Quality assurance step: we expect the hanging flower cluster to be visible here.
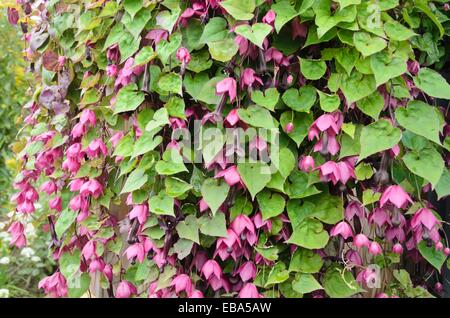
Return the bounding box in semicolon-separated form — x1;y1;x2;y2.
5;0;450;298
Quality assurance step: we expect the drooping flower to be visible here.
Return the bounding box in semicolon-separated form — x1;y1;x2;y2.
238;283;262;298
49;196;62;212
216;77;237;102
103;264;113;282
298;155;315;172
171;274;193;295
215;229;242;260
82;240;97;260
345;201;365;221
330;221;353;239
109;131;124;148
252;212;272;232
379;185;413;209
189;290;204;298
407;60;420;75
71;122;87;138
345;250;362;266
291;18;308;39
66;143;83;159
40;180;57;195
215;165;242;187
80;109;96;127
106;44;120;62
353;234;370;248
241;68;262;89
369;208;391;227
308;112;343;155
79;179;103;199
88;258;105;273
356;268;379;287
176;47;191;65
114;58;144;89
129;204;149;225
7;8;19;25
8;221;27;248
124;237;153;263
201;259;222;280
444;247;450;256
265;47;289;66
317;160;355;185
411;208;440;231
116;280;137;298
145;29;168;45
38;272;68;297
262;10;276;25
225;109;240;126
235;261;257;282
368;241;383;255
85;138;108;158
231;215;257;246
386;226;406;243
106;64;118;77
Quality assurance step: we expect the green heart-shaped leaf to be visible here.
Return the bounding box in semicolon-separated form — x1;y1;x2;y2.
114;83;145;114
220;0;255;20
300;58;327;80
201;178;230;215
418;240;446;271
318;91;340;112
287;218;329;249
289;248;324;273
155;149;188;175
370;52;407;87
413;67;450;100
403;147;444;186
238;162;272;199
292;273;323;294
234;23;272;49
356;91;384;120
149;190;175;216
237;105;278;129
176;215;199;244
257;190;286;220
359;119;402;161
251;88;280;111
395;101;444;145
354;32;387;57
282;86;317;112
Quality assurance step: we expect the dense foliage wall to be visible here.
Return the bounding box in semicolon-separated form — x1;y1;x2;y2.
5;0;450;298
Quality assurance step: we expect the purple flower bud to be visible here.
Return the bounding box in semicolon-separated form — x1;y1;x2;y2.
407;60;420;75
444;247;450;256
392;243;403;254
369;241;382;255
285;122;294;133
298;155;315;172
286;74;294;85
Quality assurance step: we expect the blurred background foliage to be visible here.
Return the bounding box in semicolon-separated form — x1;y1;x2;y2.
0;6;28;212
0;8;54;298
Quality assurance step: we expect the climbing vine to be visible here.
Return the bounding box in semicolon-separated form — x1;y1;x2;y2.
5;0;450;298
